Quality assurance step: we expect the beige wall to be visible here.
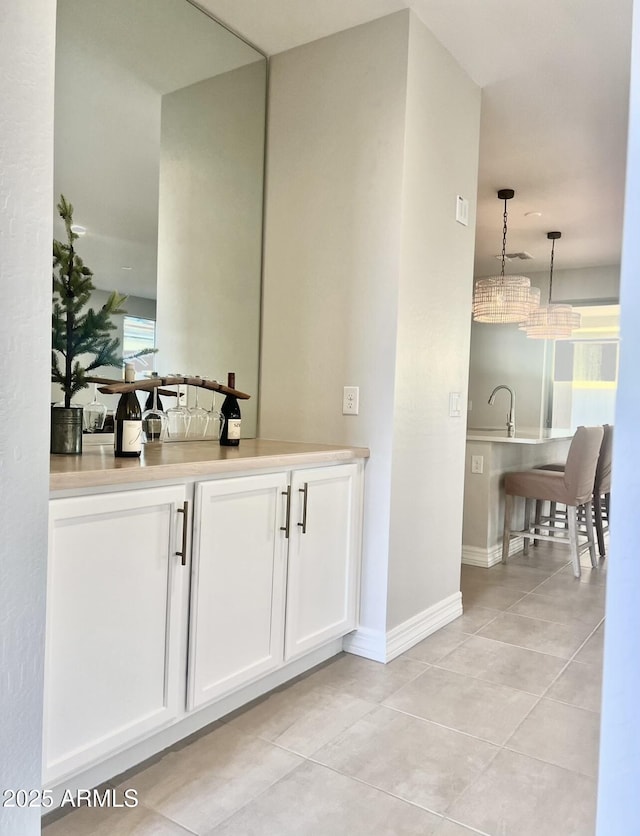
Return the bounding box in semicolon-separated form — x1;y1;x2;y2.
260;11;481;646
548;264;619;302
156;62;266;436
467;323;548;430
260;13;410;638
386;14;480;629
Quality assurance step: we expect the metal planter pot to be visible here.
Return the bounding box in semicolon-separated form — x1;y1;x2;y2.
50;406;83;455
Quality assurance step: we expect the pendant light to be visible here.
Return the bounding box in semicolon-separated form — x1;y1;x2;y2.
521;231;580;339
472;189;540;324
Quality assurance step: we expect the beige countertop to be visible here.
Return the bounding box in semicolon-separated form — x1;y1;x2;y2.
466;427;575;444
50;438;370;492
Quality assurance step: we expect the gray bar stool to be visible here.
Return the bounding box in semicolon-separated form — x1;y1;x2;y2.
502;426;604;578
593;424;613;556
537;424;612;557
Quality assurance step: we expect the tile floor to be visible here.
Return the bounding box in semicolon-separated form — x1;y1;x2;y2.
43;543;605;836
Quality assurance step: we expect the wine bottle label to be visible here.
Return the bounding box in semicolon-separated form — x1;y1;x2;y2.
227;419;241;440
118;420;142;452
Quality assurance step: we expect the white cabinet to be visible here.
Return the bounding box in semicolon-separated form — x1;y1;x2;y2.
187;472;288;709
186;463;362;709
44;484;188;784
285;463;361;660
45;458;363;785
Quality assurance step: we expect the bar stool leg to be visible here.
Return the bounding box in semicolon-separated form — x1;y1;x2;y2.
523;497;533;556
594;494;606;557
602;492;611;561
567;505;582;579
534;500;542;547
502;493;513;564
549;501;557;536
584;500;598;568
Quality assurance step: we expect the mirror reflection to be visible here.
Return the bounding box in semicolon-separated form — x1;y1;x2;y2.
53;0;266;436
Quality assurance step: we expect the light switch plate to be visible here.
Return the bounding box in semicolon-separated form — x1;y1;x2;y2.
449;392;462;417
456;195;469;226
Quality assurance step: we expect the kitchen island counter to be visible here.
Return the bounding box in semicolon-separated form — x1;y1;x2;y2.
466;427;574;444
463;430;573;567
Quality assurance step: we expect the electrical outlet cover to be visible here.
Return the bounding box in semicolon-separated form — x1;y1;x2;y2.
342;386;359;415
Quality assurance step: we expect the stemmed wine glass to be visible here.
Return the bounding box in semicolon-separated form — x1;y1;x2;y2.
142;383;168;443
187;379;209;439
83;383;107;433
206;388;224;440
166;375;191;440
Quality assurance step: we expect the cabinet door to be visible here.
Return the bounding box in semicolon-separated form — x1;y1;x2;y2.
187;471;288;710
285;463;362;661
45;484;188;785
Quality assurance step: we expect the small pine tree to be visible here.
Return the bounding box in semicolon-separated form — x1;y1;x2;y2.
51;195;146;407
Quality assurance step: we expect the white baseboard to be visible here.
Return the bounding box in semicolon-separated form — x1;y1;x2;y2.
342;627;387;663
385;592;463;661
462;536;524;568
344;592;463;664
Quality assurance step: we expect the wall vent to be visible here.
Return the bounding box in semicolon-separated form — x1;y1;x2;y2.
495;251;535;261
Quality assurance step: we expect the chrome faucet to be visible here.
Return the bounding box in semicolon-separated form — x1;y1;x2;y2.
488;385;516;437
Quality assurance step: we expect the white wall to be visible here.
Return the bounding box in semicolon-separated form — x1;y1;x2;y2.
260;11;480;646
596;0;640;827
156;63;266;437
386;14;480;629
0;2;54;834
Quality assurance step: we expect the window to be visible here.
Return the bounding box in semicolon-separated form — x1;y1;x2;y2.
122;316;156;373
551;305;619;428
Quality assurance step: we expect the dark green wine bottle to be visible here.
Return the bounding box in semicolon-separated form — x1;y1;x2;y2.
114;364;142;457
219;372;241;447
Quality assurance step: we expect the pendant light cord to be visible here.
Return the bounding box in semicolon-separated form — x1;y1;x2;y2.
500;197;508;279
548;237;556;303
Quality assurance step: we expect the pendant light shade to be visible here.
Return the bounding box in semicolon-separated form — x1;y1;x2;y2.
473;277;540;323
521;305;581;339
521;232;581;340
472;189;540;324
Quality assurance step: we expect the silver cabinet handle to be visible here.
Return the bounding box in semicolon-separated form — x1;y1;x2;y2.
280;486;291;538
176;501;189;566
297;483;308;534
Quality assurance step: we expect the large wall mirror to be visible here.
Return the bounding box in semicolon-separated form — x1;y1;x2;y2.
54;0;267;436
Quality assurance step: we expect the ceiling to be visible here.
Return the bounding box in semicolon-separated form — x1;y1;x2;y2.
198;0;633;280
